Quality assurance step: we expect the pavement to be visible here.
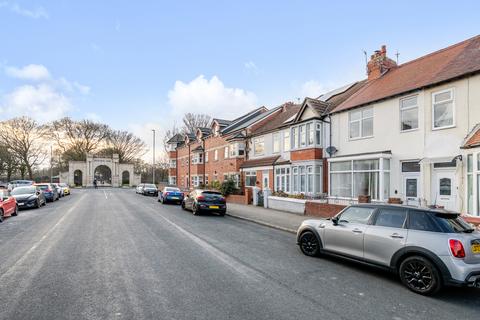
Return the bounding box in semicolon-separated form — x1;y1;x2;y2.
226;202;309;233
0;188;479;320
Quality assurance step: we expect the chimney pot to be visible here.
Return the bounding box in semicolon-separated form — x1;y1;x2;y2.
366;45;397;80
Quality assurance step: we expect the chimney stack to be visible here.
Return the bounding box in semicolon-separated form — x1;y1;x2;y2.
367;45;397;80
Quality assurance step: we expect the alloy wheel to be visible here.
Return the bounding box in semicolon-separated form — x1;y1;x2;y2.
400;256;440;295
299;231;320;257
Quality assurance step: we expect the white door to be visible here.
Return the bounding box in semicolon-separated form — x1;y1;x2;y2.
433;170;456;211
262;171;269;190
403;175;420;206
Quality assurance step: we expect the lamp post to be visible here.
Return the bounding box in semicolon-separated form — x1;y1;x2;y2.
152;129;156;185
50;145;53;183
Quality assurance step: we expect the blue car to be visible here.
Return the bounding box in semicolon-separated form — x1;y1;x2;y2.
35;183;59;202
158;187;184;204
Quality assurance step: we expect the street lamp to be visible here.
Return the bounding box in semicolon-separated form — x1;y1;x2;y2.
152;129;156;185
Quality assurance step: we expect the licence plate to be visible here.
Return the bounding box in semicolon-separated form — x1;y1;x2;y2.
472;244;480;254
209;205;219;209
18;202;24;205
171;197;179;199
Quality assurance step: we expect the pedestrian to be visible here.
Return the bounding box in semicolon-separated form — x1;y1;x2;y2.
93;179;98;189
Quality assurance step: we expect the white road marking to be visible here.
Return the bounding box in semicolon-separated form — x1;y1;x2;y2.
104;190;108;199
0;193;87;282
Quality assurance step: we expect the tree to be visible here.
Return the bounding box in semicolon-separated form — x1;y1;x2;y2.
0;145;19;181
0;117;47;179
49;117;110;161
106;130;147;163
182;113;211;133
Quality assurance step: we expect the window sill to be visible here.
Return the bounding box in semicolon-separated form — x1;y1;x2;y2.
400;128;419;133
348;135;374;142
432;124;456;131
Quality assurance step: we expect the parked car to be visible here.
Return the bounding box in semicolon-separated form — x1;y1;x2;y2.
0;189;18;222
58;183;71;196
158;186;184;204
136;184;145;194
181;189;226;216
296;204;480;295
11;186;46;209
35;183;59;202
52;183;64;197
10;180;34;190
141;184;158;196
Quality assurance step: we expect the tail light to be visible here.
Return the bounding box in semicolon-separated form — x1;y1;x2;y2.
197;195;205;201
449;239;466;258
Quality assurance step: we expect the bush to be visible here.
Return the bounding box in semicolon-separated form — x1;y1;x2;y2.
209;180;221;191
272;190;289;197
220;179;237;196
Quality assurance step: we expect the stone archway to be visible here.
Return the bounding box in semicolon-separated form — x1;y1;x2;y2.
94;165;112;186
74;170;83;186
122;170;130;186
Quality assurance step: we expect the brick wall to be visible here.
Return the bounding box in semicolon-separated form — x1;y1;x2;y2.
305;201;346;218
290;148;323;161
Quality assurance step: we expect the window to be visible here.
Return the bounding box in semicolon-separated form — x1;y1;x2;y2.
229;143;245;157
224;146;229;159
374;209;407;228
214;149;218;161
284;130;290;151
275;167;290;192
408;211;440;232
292;167;298;192
307;166;314;193
192;153;203;164
339;207;374;224
349;107;373;139
299;125;306;146
439;178;451;196
273;133;281;153
299;166;306;192
432;89;454;129
467;154;473;214
245;171;256;187
291;127;298;149
307;123;314;145
253;137;265;156
401;161;420;172
205;152;208;163
400;96;418;131
169;160;176;168
329;158;390;200
315;123;321;145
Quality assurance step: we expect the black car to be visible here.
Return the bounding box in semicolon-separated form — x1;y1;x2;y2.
181;189;226;216
142;184;158;196
11;186;46;209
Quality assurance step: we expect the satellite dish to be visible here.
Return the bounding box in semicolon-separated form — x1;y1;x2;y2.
326;146;338;156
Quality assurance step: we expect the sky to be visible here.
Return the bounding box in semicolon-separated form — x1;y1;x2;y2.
0;0;479;161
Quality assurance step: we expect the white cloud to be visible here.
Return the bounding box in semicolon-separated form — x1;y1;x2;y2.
0;1;49;19
167;75;257;120
1;64;90;122
5;64;50;81
0;84;71;123
300;80;329;98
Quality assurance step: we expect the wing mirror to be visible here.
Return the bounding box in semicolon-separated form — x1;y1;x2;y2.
331;216;339;226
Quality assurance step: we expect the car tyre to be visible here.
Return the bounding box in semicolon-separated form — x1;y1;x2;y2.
218;211;225;217
399;256;442;295
181;201;186;210
299;231;321;257
192;203;200;215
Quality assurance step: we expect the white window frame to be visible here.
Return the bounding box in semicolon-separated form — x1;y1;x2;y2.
273;133;281;153
432;88;455;130
284;130;290;151
205;151;208;163
245;171;257;187
214;149;218;161
400;95;419;132
349;107;373;140
253;137;265;156
224;146;229;159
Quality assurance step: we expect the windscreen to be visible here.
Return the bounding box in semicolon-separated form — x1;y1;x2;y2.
11;187;35;195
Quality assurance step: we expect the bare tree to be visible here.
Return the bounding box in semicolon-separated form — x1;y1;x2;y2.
163;124;180;153
0;117;48;179
106;130;147;163
0;145;19;181
49;117;110;160
182;113;211;133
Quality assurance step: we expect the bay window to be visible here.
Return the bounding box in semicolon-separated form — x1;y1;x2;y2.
329;157;390;201
253;137;265;156
349;107;373;139
290;121;323;150
300;125;306;147
432;88;454;129
275;167;290;192
290;164;322;195
291;127;298;149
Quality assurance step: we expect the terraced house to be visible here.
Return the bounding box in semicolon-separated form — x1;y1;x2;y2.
328;36;480;215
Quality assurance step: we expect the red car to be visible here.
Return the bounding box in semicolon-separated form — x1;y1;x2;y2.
0;189;18;222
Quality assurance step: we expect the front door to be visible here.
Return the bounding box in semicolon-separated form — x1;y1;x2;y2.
262;171;269;190
403;175;420;206
433;170;456;211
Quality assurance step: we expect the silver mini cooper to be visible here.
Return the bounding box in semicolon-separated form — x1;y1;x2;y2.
297;204;480;295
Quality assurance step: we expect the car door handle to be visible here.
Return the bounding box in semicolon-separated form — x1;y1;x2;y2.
390;233;404;239
352;228;363;234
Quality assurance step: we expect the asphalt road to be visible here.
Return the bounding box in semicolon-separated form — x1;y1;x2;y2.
0;188;479;320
